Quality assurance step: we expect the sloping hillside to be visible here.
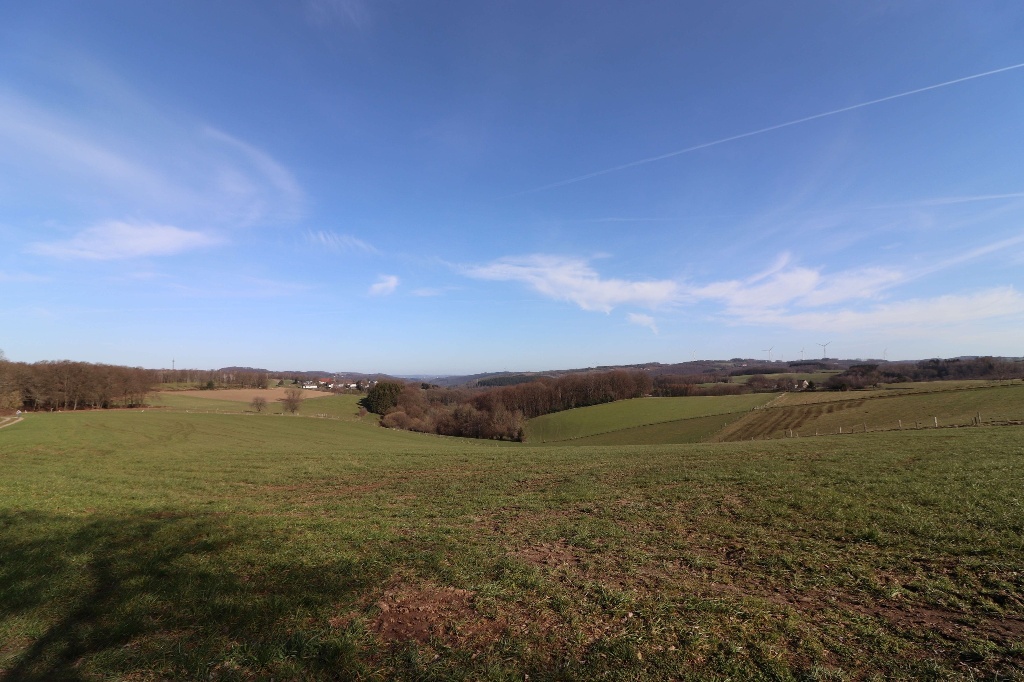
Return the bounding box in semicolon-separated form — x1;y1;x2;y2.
525;394;773;443
710;381;1024;441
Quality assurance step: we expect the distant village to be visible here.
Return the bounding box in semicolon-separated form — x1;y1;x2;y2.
299;378;378;392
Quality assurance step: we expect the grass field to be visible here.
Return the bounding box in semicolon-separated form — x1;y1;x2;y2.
524;394;773;443
713;381;1024;441
2;408;1023;680
547;412;740;446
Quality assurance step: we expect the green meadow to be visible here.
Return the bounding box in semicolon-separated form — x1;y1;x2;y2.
2;402;1023;680
523;380;1024;446
713;381;1024;441
730;371;840;385
524;394;773;443
554;412;742;446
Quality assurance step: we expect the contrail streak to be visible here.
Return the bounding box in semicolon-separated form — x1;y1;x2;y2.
522;62;1024;195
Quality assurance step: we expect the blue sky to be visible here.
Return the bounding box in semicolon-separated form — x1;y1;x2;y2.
2;1;1023;374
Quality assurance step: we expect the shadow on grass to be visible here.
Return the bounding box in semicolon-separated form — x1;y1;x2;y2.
0;510;377;680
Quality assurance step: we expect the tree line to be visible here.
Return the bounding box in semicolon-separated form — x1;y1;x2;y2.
0;358;154;412
825;357;1024;391
650;373;748;396
365;370;655;441
160;369;270;389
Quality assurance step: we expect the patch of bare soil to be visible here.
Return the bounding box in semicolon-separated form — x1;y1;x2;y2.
370;583;506;647
847;601;1024;646
517;539;585;570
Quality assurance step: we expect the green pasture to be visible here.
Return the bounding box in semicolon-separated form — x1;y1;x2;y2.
524;394;773;443
714;381;1024;441
547;412;738;446
151;392;258;413
2;409;1023;680
873;379;1021;392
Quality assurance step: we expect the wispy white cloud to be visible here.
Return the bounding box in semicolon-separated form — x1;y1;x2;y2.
916;232;1024;276
463;246;1023;341
112;271;168;282
411;286;457;297
522;62;1024;194
305;0;370;29
27;221;221;260
369;274;399;296
465;255;678;313
164;275;313;299
0;89;191;208
688;260;905;313
203;127;304;222
627;313;658;334
304;230;378;254
0;82;304;233
740;287;1024;332
0;271;50;283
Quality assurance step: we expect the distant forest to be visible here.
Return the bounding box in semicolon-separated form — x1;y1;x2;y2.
823;357;1024;391
0;359;154;412
0;360;272;412
3;353;1021;421
366;370;654;441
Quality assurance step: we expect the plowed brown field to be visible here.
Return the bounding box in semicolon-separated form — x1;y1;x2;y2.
160;387;329;402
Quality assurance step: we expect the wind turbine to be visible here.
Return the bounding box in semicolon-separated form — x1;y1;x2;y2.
763;346;774;362
883;348;888;361
818;341;831;359
800;347;805;361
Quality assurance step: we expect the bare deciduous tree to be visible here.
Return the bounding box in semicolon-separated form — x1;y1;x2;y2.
250;396;268;413
281;388;304;415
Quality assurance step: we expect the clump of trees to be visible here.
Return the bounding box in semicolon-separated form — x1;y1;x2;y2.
365;370;654;441
746;374;809;392
907;357;1023;381
161;368;269;389
365;381;403;414
476;374;543;387
0;356;154;412
280;388;304;415
729;366;780;377
824;364;887;391
651;371;814;396
824;357;1024;391
651;373;746;396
